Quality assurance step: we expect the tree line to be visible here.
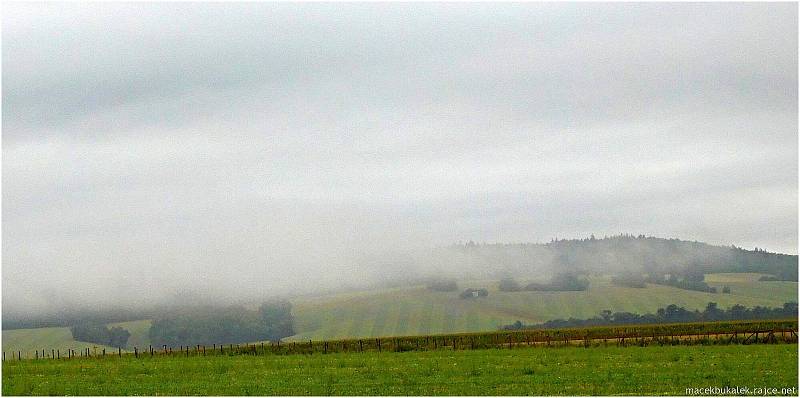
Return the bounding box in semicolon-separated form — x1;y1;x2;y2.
499;273;590;292
148;300;294;347
70;324;131;348
501;301;798;330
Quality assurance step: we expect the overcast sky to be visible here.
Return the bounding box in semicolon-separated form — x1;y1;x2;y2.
3;2;797;313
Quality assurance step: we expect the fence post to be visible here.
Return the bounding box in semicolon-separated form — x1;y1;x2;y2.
102;348;105;356
118;347;121;357
203;345;206;356
57;349;60;359
359;340;363;352
377;338;381;352
134;347;138;358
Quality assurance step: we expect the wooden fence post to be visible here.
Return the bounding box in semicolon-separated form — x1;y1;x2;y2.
57;349;60;359
359;340;363;352
134;347;138;358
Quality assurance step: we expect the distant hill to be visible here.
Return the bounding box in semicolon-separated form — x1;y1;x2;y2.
4;234;796;331
411;234;797;282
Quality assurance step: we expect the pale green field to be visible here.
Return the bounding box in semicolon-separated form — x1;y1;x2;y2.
4;274;797;353
2;327;117;359
289;276;798;340
704;272;768;283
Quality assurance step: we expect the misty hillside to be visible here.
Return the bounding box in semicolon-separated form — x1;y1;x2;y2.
402;235;797;283
4;234;796;331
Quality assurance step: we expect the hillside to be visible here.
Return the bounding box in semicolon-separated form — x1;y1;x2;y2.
3;273;796;355
289;274;797;340
413;235;798;283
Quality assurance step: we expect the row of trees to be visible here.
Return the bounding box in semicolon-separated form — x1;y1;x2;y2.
499;273;590;292
70;324;131;348
147;301;294;347
502;302;798;330
645;270;717;293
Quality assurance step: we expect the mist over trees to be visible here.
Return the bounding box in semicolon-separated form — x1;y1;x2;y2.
148;301;294;347
3;234;796;330
432;234;797;282
525;273;590;292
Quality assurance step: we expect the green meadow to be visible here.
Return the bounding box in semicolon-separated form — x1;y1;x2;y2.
290;275;797;340
3;344;796;395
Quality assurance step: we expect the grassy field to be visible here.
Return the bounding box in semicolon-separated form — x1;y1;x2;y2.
1;327;118;360
290;276;798;340
3;344;796;395
3;275;796;353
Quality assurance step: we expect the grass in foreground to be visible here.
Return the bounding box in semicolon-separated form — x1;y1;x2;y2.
3;344;797;395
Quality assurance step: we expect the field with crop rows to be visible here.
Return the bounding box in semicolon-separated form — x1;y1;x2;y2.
290;275;797;340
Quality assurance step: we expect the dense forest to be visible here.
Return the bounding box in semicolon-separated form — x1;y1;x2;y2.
502;302;798;330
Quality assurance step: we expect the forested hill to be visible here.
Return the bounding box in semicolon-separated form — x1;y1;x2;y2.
439;235;797;281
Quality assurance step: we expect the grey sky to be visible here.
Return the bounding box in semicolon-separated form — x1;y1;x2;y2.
3;2;797;313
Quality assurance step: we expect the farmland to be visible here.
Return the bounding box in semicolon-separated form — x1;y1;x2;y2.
3;344;796;395
3;275;797;355
290;275;798;340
